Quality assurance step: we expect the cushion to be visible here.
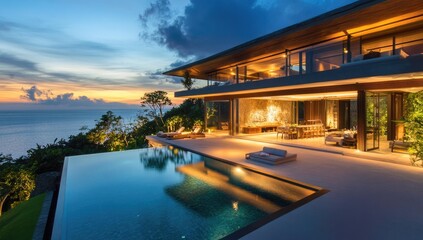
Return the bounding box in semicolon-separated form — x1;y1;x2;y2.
363;51;381;60
193;127;201;134
343;133;353;139
263;147;287;157
397;49;409;59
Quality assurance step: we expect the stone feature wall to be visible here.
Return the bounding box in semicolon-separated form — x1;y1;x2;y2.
239;99;293;127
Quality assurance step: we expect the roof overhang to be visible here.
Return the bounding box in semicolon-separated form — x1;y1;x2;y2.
164;0;423;79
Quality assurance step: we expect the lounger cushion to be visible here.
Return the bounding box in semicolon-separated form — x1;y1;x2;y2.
246;152;297;165
176;127;185;133
263;147;287;157
192;127;201;134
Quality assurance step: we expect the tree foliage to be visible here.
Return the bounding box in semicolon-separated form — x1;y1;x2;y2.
165;115;184;132
0;168;35;216
163;98;204;130
86;111;137;151
181;70;195;90
405;91;423;167
140;91;172;129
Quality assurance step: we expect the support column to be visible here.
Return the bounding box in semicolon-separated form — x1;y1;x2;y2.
229;99;234;136
235;98;239;134
347;35;352;62
387;93;394;140
204;99;208;132
357;90;366;151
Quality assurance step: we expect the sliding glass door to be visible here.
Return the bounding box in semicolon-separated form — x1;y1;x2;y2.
365;92;388;151
365;92;380;151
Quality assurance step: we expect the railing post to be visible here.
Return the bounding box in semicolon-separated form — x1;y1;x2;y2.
347;35;352;63
236;66;239;84
285;49;290;76
244;66;247;82
392;36;396;55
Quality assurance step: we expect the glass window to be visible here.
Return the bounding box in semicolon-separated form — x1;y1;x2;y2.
362;37;393;56
243;54;287;81
312;42;343;72
396;30;423;56
288;52;300;76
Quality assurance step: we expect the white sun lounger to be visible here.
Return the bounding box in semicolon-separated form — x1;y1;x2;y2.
246;147;297;165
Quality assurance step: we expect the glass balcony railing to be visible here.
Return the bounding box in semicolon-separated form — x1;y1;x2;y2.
202;29;423;89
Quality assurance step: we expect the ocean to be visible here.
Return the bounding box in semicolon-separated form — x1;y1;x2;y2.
0;109;140;158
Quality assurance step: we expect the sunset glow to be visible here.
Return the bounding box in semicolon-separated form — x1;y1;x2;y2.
0;0;355;109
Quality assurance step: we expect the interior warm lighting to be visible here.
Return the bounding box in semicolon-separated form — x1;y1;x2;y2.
285;92;357;100
281;53;287;58
250;110;266;123
347;11;423;37
267;105;281;122
343;48;349;54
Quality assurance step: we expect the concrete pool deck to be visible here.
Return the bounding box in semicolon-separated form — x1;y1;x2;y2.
147;135;423;240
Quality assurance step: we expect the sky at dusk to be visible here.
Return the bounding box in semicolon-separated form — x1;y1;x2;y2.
0;0;356;109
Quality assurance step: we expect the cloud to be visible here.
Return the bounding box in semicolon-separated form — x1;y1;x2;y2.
0;19;128;88
140;0;357;59
39;93;106;106
169;59;191;68
0;19;117;59
139;0;172;28
0;53;38;71
0;17;185;95
0;52;89;84
19;85;135;109
20;85;49;101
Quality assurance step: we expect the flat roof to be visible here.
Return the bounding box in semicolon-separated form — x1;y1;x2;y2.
164;0;423;79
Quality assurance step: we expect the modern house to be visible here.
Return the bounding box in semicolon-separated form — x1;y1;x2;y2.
164;0;423;152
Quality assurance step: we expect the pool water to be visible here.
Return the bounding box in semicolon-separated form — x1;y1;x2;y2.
53;147;319;239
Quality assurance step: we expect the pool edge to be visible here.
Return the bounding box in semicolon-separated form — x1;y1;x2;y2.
51;157;70;240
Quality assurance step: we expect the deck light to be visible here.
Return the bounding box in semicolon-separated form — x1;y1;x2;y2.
343;48;349;54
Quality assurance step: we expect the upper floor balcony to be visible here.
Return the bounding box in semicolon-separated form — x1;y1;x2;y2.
175;28;423;98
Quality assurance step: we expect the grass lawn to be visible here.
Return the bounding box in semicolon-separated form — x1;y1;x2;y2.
0;193;46;240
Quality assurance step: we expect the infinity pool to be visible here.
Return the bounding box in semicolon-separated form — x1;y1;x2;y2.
53;146;324;239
